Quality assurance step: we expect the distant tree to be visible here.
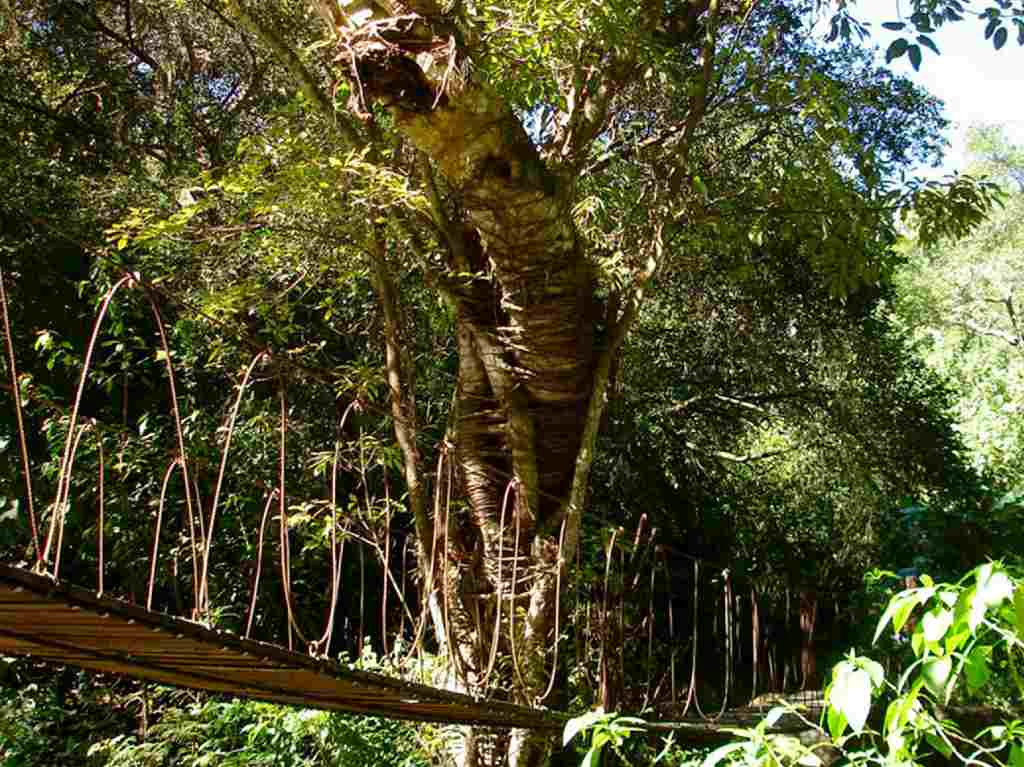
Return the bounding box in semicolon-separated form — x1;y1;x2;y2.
892;125;1024;483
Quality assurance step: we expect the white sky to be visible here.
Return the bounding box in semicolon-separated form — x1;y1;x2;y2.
846;3;1024;175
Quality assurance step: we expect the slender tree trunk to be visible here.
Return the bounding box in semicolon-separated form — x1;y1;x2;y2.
799;590;818;691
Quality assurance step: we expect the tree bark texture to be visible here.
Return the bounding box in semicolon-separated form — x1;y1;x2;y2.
328;7;600;766
316;4;669;764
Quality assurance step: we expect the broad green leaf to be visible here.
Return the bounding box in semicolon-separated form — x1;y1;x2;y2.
911;623;925;656
945;618;971;655
917;35;940;55
965;645;993;692
875;593;918;642
921;656;952;699
922;607;953;643
861;658;885;688
828;704;848;740
883;698;901;736
955;586;987;634
831;667;872;733
907;44;922;71
978;567;1013;608
1011;744;1024;767
563;710;607;747
886;38;909;63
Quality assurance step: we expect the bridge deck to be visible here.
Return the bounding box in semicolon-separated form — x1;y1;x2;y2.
0;564;563;730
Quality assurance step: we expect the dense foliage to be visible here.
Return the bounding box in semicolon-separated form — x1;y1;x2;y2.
1;0;1022;765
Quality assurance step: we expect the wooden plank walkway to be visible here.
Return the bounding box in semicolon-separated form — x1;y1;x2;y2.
0;564;564;730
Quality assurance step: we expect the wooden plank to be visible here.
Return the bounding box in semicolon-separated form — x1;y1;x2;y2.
0;564;564;731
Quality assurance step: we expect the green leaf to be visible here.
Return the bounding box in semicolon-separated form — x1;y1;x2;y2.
965;645;993;692
827;704;848;740
830;667;872;733
921;656;952;699
977;566;1013;608
764;707;786;728
922;607;953;643
882;21;906;31
875;592;917;642
885;38;909;63
945;618;971;655
955;585;987;633
917;35;940;55
926;732;953;758
994;26;1009;49
701;742;746;767
862;658;886;688
1011;744;1024;767
907;44;922;70
883;698;901;737
563;711;607;747
909;623;925;659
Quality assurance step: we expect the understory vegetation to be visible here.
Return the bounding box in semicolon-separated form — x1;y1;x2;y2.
1;0;1024;764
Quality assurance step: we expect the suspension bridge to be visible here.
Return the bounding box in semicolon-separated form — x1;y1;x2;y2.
0;266;822;738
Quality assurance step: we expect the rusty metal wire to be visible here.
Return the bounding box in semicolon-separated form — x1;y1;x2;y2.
45;275;132;571
538;515;566;703
0;267;41;563
246;491;277;639
95;429;105;596
199;351;267;611
148;459;183;611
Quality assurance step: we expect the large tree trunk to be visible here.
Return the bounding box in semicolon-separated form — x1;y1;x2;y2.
265;3;670;763
330;8;600;766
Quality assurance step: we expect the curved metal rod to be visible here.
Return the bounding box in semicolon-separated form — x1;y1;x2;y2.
538;515;567;703
139;284;200;615
477;477;514;689
198;351;267;610
245;490;277;638
52;423;89;580
277;384;309;649
0;266;41;563
148;459;183;611
596;527;619;703
440;446;463;680
381;472;392;656
508;502;530;694
44;275;132;569
96;429;105;596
